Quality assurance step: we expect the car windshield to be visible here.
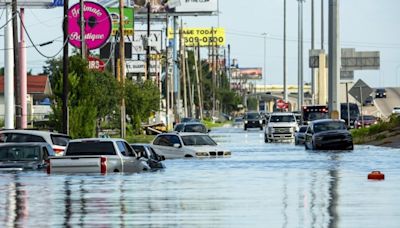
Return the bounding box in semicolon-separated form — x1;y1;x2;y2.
361;116;375;121
181;135;217;146
66;142;116;156
0;146;41;161
184;124;207;133
299;126;308;133
246;113;260;119
314;122;347;133
269;115;295;123
51;135;71;146
234;118;243;122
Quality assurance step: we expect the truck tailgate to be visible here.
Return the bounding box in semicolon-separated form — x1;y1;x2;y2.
49;156;103;173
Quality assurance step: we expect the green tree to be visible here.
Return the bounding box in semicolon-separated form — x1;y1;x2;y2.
125;80;160;134
46;55;119;138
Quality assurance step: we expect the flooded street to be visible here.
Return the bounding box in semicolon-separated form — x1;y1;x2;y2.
1;127;400;227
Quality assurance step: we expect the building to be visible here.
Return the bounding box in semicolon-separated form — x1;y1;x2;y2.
0;75;53;122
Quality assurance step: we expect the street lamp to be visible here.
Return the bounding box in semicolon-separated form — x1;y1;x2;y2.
297;0;305;111
261;33;268;93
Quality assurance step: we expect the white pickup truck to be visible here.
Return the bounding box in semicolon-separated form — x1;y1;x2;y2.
48;138;150;174
265;112;299;143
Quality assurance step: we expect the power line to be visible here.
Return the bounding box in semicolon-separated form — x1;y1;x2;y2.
18;12;69;59
226;30;400;49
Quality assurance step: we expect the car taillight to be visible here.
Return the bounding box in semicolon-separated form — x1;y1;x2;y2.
46;159;50;174
100;157;107;175
53;148;64;155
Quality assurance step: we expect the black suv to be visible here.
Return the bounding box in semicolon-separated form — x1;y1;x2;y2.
243;112;263;131
375;88;387;98
173;122;209;133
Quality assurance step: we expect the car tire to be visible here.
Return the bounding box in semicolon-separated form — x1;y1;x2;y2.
264;136;269;143
311;141;317;150
348;144;354;150
244;126;247;131
184;154;193;158
305;142;309;150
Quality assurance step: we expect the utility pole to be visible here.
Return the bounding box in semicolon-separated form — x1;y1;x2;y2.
297;0;305;111
146;0;151;81
165;14;170;129
12;0;21;129
119;0;126;138
4;3;14;129
328;0;340;118
311;0;316;105
172;16;180;121
180;26;188;117
62;0;69;134
19;8;27;129
185;48;193;117
321;0;325;50
194;45;203;120
211;27;216;118
283;0;287;101
80;0;86;59
198;43;204;120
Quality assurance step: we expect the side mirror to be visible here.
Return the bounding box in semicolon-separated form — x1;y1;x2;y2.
208;129;211;133
173;143;181;148
160;155;166;161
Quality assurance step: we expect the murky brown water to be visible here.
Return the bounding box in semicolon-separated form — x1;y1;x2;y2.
1;127;400;227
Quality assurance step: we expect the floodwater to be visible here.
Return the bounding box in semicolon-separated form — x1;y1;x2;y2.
1;127;400;228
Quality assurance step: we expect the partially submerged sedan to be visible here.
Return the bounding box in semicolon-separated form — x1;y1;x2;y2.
0;142;55;171
305;119;353;150
130;143;165;169
151;132;231;159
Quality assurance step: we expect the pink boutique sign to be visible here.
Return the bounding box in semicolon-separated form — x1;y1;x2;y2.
68;1;112;50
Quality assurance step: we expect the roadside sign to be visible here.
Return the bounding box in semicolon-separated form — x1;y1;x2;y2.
88;56;105;72
276;99;288;109
349;79;373;103
68;1;112;50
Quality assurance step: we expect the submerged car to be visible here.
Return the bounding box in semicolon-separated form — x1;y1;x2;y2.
305;119;353;150
375;88;387;98
130;143;165;169
354;115;378;128
0;130;71;156
232;117;244;127
151;132;231;159
294;125;308;145
0;142;55;171
392;107;400;115
265;112;299;142
243;112;263;130
173;122;209;134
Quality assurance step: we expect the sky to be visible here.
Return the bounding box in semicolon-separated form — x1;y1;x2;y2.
0;0;399;88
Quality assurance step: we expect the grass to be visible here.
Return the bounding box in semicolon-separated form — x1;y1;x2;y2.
202;120;230;129
351;115;400;144
125;134;156;144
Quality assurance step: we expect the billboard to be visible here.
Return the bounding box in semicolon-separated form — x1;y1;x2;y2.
126;60;159;74
0;0;54;7
168;28;225;47
173;0;218;13
132;30;163;54
107;7;134;36
97;0;217;14
231;68;263;80
68;1;112;50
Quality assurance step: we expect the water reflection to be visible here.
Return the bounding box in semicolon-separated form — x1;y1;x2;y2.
4;174;29;228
